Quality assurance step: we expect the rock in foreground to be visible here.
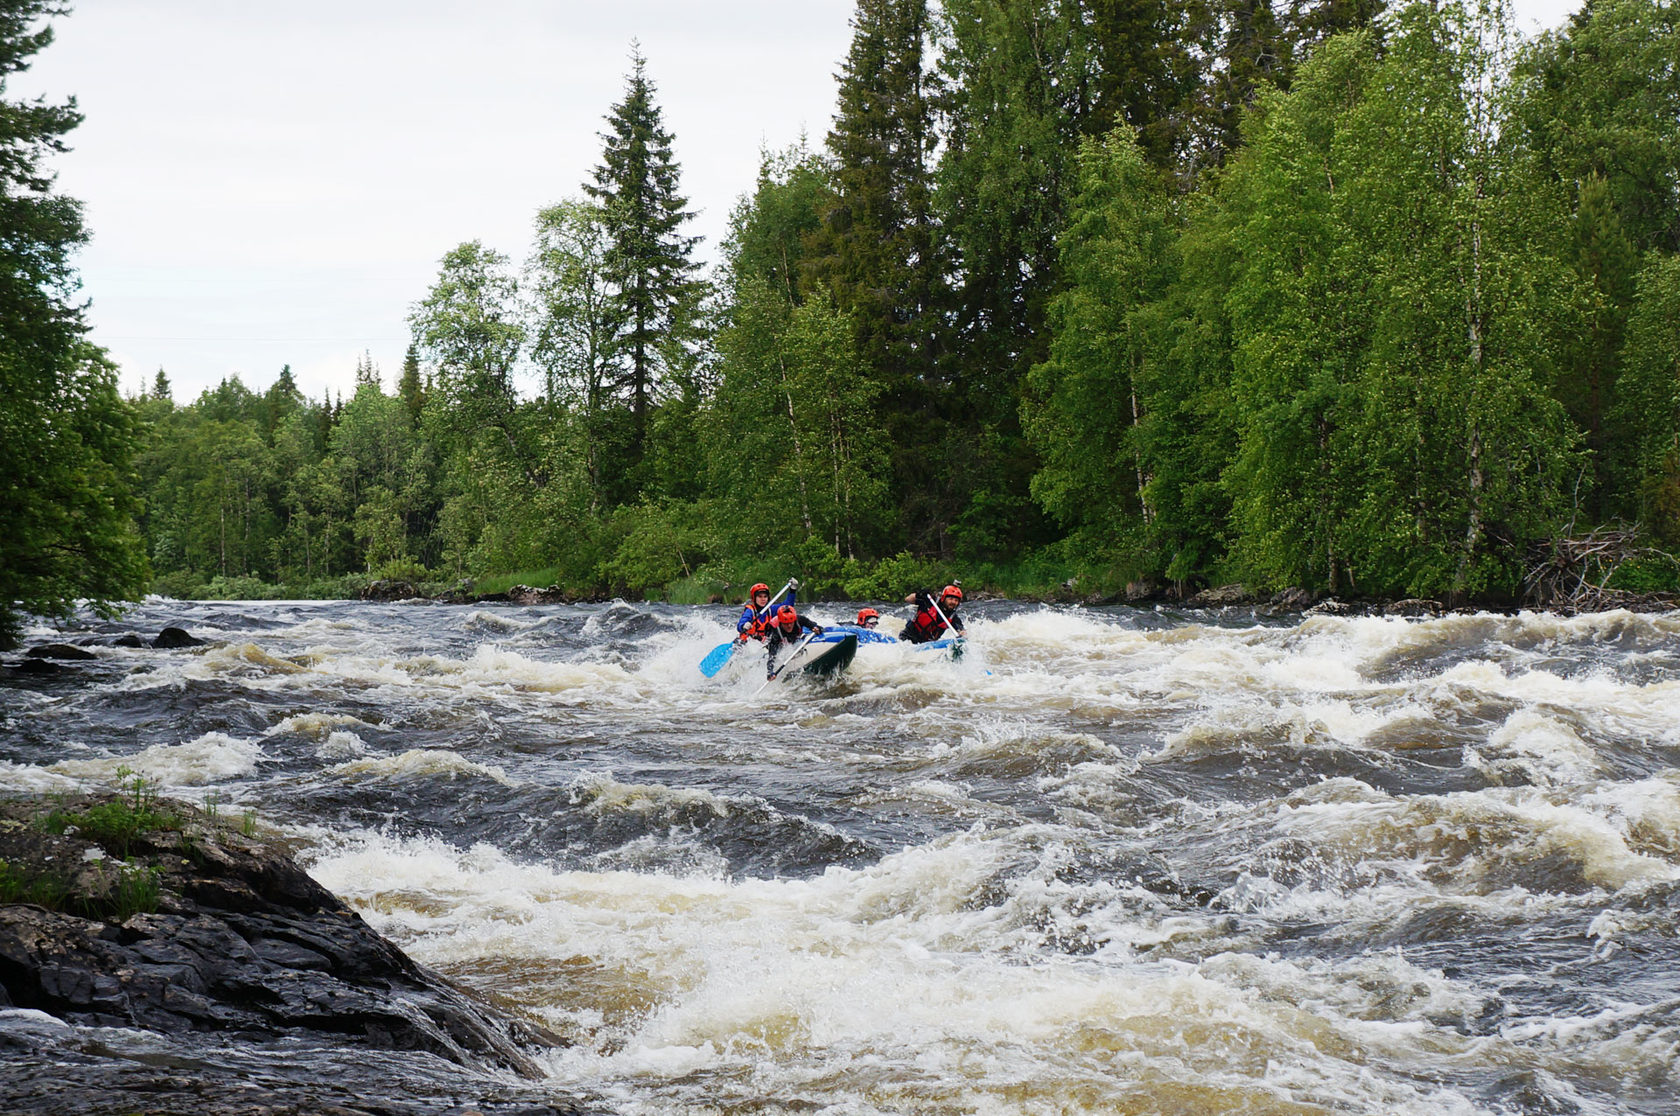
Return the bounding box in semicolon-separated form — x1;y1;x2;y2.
0;794;585;1115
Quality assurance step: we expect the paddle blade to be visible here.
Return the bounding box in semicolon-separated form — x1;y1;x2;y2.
699;640;738;677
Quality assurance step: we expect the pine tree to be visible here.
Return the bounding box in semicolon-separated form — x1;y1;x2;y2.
584;46;703;504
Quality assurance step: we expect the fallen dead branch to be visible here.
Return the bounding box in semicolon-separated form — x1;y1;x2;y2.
1523;526;1680;612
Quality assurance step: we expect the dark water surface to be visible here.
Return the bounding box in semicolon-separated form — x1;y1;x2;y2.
4;598;1680;1114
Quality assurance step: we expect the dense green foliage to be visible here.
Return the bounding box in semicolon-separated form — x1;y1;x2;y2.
0;0;146;646
7;0;1679;617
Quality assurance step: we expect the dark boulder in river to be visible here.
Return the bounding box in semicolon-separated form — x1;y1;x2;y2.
0;795;575;1114
23;643;96;661
5;658;64;675
152;626;206;648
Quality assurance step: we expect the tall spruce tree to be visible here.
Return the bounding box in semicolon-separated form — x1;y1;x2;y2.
397;342;424;426
584;46;703;505
1082;0;1205;172
808;0;947;549
0;0;146;646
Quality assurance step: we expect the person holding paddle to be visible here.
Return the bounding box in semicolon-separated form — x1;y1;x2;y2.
736;582;778;641
764;604;825;678
699;578;798;677
900;584;966;644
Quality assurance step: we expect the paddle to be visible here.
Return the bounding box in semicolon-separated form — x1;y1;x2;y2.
755;629;818;695
699;577;798;677
929;594;966;649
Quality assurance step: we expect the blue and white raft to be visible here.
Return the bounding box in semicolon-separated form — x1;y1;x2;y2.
828;624;965;660
770;631;859;681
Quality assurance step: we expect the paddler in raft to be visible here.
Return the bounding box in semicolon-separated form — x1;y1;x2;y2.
764;604;826;678
900;583;966;644
737;579;797;643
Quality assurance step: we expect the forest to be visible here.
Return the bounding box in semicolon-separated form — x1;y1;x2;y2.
3;0;1679;647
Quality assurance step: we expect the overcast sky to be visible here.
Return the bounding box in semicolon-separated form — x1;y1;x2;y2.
18;0;1581;404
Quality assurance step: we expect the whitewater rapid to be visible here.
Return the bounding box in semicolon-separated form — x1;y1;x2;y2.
4;598;1679;1114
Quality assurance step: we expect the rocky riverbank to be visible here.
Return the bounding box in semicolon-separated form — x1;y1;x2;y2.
0;792;588;1115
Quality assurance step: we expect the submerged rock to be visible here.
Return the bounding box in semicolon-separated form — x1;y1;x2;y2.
0;796;560;1084
23;644;96;661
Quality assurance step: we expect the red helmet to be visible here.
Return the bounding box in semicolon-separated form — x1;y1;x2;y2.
776;605;797;624
857;607;879;626
750;582;770;598
941;584;963;602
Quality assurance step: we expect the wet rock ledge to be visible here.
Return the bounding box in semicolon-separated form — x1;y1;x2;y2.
0;793;583;1115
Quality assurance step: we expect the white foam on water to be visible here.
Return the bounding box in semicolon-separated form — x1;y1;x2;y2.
0;759;82;794
1578;775;1680;860
315;730;368;761
1039;760;1148;817
266;712;377;739
459;644;636;697
274;616;360;640
325;748;512;786
568;770;734;819
1148;690;1418;763
1200;948;1493;1041
1258;777;1680;897
1469;708;1600;787
303;825;1512;1115
463;609;532;634
201;641;308;675
1498;998;1680;1091
48;732;264;786
923;723;1125;769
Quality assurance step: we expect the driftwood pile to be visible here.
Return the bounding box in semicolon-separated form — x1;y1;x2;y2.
1522;527;1680;612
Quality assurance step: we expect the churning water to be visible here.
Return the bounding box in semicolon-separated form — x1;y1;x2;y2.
4;597;1680;1114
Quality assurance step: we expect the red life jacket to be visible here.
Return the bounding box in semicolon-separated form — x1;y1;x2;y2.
907;605;946;642
738;603;772;640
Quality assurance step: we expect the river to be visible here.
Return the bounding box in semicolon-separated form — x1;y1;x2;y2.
3;597;1679;1114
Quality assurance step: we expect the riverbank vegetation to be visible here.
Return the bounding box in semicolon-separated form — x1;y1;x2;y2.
5;0;1678;640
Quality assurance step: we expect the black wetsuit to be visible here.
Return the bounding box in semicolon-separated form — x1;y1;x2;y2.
765;614;823;675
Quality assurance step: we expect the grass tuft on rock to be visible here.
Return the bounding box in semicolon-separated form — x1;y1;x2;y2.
39;770;188;858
